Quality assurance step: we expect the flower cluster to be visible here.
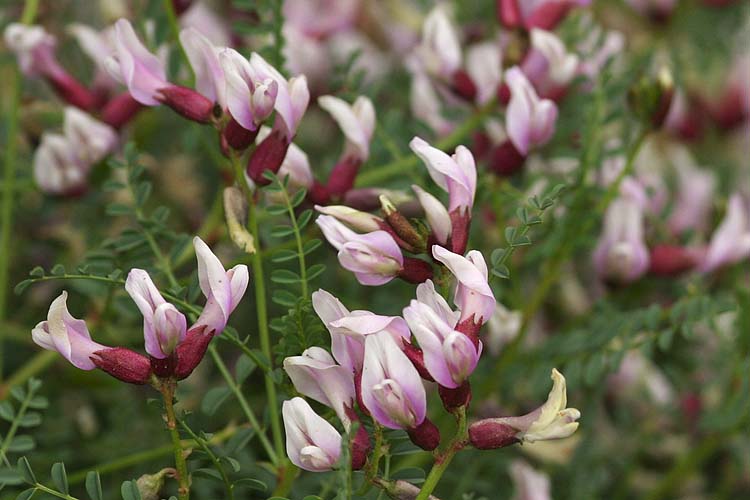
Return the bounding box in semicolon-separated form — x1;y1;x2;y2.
31;237;248;384
283;140;580;472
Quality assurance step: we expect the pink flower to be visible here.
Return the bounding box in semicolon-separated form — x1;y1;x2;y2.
282;397;342;472
31;292;108;370
498;0;591;31
180;27;227;108
432;246;495;325
410;137;476;214
414;5;462;81
4;23;98;109
700;194;750;273
282;0;360;38
314;205;383;233
104;19;169;106
412;185;452;245
410;72;455;136
220;49;279;131
505;66;558;155
62;107;119;163
361;333;427;430
593;197;650;284
33;134;90;195
403;281;481;388
283;347;356;426
312;289;410;374
192;236;249;333
316;215;404;285
318;95;376;162
668;161;716;234
125;269;188;359
179;1;231;47
522;29;578;96
509;461;552;500
465;41;503;105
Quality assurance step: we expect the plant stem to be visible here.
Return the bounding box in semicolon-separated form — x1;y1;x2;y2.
0;0;40;384
356;100;496;187
208;345;278;463
228;153;286;469
162;0;193;84
30;484;81;500
161;380;190;500
277;179;308;298
178;417;234;500
416;407;468;500
67;424;240;484
0;381;36;465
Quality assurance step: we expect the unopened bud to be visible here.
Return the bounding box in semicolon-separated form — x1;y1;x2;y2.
381;195;425;250
223;187;255;254
628;67;674;129
174;326;214;380
398;258;434;284
222;117;259;152
407;417;441;451
101;93;144;129
439;381;472;410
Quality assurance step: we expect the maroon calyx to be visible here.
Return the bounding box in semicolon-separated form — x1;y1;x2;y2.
497;0;522;29
455;316;481;350
345;406;371;471
91;347;152;384
246;129;291;185
448;208;471;255
222;116;259;152
648;244;699;276
439;381;472;410
101;93;144;129
451;69;478;102
398;258;434;284
150;352;178;378
325;156;361;201
174;326;215;380
488;139;526;177
157;85;215;124
407;417;441;451
44;70;98;111
401;339;435;382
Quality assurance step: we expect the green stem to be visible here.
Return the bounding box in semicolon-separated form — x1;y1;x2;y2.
178;417;234;500
162;0;193;84
644;435;722;500
247;198;285;463
0;0;40;383
356;100;496;187
416;407;468;500
0;351;57;400
228;153;285;468
30;484;81;500
161;380;190;500
0;382;36;465
208;345;278;463
67;424;240;484
276;179;308;298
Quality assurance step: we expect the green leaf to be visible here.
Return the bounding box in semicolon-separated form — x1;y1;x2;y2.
120;479;142;500
9;435;36;453
492;265;510;280
270;225;296;238
50;264;66;277
302;239;322;255
0;401;15;421
14;280;32;295
271;249;298;263
18;413;42;428
234;478;267;491
504;226;517;245
10;386;25;401
0;467;24;485
192;468;223;482
290;189;307;207
29;266;45;278
266;204;288;216
271;269;300;284
17;458;36;484
235;356;256;383
106;203;134;216
134;182;152;206
201;387;232;416
51;463;68;495
220;456;241;473
307;264;325;281
296;209;313;229
85;471;103;500
272;289;297;307
15;488;36;500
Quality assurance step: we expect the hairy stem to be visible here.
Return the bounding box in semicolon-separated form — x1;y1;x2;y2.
178;417;234;500
208;345;278;463
416;407;468;500
161;380;191;500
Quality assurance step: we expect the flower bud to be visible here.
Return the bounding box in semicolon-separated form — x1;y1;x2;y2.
156;85;215;124
628;67;674;128
91;347;152;384
283;398;342;472
380;195;425;250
